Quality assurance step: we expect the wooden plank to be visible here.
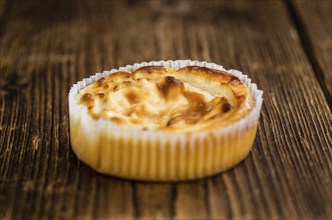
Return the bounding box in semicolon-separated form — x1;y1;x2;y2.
0;0;331;219
289;0;332;108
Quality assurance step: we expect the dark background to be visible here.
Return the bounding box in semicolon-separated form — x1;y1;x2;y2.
0;0;331;219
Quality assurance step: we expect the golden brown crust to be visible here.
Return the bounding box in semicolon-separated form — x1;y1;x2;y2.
177;66;238;83
76;66;255;132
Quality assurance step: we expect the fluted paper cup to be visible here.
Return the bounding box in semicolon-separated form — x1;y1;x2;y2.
68;60;263;181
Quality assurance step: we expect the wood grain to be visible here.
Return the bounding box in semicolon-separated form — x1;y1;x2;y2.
0;0;331;219
289;0;332;108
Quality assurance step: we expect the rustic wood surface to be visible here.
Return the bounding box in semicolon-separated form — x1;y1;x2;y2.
0;0;331;219
291;0;332;108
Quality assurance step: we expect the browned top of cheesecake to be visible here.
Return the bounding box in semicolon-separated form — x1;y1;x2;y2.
77;66;255;132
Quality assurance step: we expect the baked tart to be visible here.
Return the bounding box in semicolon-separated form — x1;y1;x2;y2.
69;60;263;181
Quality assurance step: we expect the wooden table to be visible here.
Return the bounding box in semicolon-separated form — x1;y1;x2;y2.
0;0;331;219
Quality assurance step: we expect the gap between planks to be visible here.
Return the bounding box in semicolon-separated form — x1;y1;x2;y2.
284;0;332;110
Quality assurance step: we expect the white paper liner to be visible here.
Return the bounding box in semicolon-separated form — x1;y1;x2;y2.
68;60;263;181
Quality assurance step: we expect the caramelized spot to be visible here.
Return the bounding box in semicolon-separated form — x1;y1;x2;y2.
110;117;123;124
96;77;106;86
96;93;104;98
125;90;140;104
81;93;94;102
222;102;233;113
157;76;184;98
184;91;208;114
80;93;94;107
208;115;218;120
123;81;132;86
236;95;246;103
